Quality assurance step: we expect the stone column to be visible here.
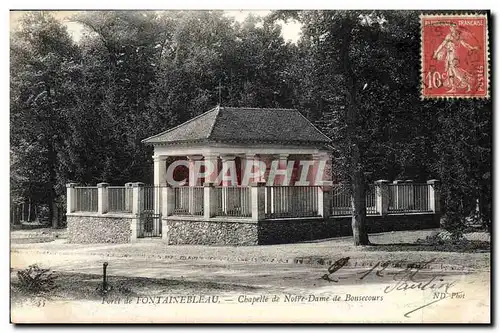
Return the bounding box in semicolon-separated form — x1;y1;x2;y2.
427;179;441;213
153;156;168;185
242;154;267;215
242;153;265;185
251;182;266;222
375;180;390;215
66;183;79;214
162;185;174;216
317;183;332;218
125;182;134;213
97;182;109;214
203;153;219;184
161;186;170;242
132;182;144;215
204;182;216;219
153;156;168;216
131;182;144;241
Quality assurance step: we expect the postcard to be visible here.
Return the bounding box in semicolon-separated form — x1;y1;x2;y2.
10;9;491;324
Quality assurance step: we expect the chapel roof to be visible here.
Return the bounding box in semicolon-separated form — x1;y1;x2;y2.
142;106;332;146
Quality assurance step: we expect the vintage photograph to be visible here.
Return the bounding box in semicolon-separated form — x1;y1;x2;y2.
9;9;491;323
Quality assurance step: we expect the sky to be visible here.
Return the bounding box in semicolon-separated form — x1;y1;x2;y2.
9;10;303;43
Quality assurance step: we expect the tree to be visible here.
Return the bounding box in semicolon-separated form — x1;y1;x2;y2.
277;11;405;245
10;12;80;226
11;10;491;236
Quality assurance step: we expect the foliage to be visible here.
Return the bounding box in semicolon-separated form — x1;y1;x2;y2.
16;264;58;294
10;10;491;238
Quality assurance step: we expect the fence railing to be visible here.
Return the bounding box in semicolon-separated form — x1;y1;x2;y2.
173;186;204;216
330;185;378;216
331;184;352;216
143;185;163;212
214;187;251;217
68;180;439;219
108;186;133;213
74;187;98;212
330;182;433;216
388;183;431;213
265;186;320;218
366;185;378;215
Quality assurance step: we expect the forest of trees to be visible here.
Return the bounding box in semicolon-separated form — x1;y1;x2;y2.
10;11;491;237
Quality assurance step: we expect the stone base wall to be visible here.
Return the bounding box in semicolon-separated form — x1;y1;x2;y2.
166;219;258;246
67;213;439;245
67;215;133;243
258;219;326;245
257;214;440;245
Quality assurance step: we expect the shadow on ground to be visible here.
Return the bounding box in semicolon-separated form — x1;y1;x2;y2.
364;240;490;253
10;270;262;307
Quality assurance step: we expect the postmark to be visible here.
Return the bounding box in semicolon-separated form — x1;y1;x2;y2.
420;14;489;99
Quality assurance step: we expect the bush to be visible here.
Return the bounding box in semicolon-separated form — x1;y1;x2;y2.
440;212;467;239
16;264;58;294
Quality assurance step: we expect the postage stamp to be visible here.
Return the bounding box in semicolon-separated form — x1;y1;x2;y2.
420;14;489;99
10;10;491;324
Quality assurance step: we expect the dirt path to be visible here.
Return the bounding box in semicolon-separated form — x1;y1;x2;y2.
10;251;490;323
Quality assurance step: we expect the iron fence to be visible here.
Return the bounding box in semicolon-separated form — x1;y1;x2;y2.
74;187;98;212
330;184;379;216
366;185;378;215
265;186;319;218
331;184;351;216
142;185;163;212
108;186;133;213
388;183;431;213
214;187;251;217
173;186;204;216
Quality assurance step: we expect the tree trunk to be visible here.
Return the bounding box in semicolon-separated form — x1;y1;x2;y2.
28;198;32;222
340;19;370;246
52;202;59;228
351;169;369;245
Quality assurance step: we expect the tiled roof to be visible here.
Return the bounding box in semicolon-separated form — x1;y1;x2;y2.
142;106;332;146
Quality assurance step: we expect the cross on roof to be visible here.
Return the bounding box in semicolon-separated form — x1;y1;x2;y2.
216;80;224;105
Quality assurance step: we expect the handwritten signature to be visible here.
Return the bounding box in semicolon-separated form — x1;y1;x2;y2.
321;257;459;317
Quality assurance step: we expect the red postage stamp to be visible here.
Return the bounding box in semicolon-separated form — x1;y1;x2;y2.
420;14;489;99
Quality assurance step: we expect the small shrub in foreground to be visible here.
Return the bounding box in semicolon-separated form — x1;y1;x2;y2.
16;264;58;294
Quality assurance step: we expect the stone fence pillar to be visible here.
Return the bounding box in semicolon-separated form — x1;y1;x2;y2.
66;183;79;214
317;183;332;218
375;180;390;216
251;182;266;222
204;182;216;219
162;185;174;217
132;182;144;215
97;183;109;214
130;182;144;242
125;182;134;213
427;179;441;213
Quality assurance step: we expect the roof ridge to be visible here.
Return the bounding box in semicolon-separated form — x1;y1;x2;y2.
294;109;333;142
141;106;219;143
206;105;221;139
225;107;297;111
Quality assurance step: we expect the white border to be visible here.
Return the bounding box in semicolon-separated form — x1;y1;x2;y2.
3;0;498;332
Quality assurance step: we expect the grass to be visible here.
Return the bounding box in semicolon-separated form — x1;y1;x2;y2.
10;270;262;307
364;240;490;253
